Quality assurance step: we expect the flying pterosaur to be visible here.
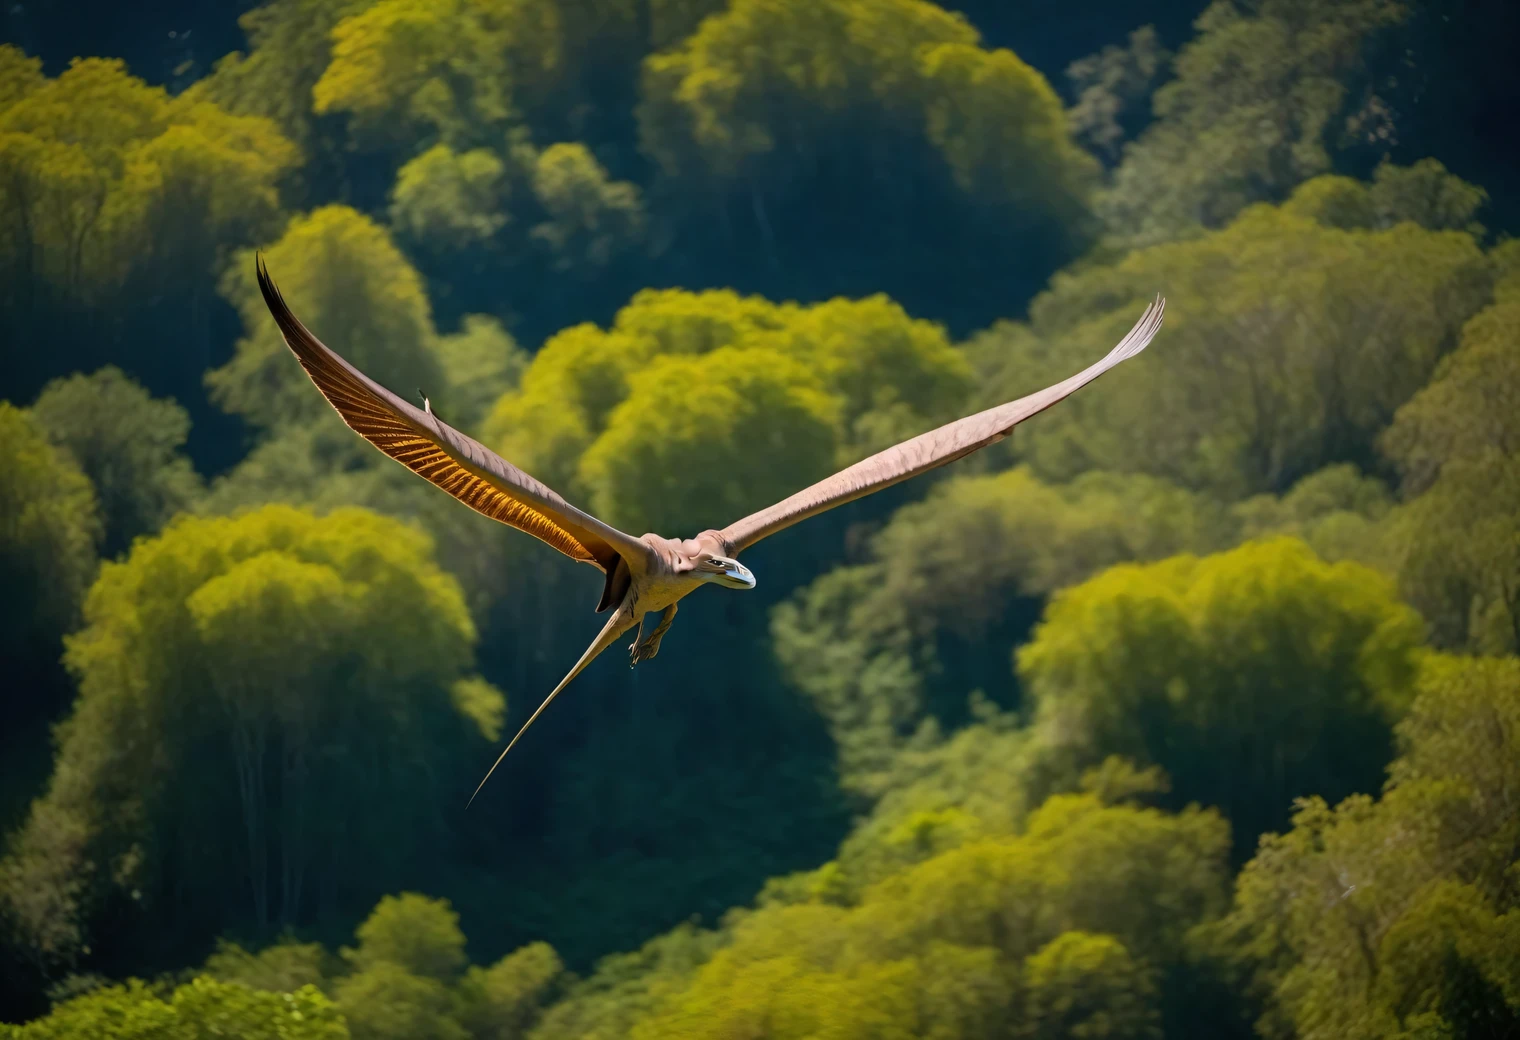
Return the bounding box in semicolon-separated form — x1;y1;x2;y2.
254;257;1165;803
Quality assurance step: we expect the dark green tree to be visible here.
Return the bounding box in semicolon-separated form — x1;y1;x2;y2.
29;368;202;558
1101;0;1411;246
1380;246;1520;653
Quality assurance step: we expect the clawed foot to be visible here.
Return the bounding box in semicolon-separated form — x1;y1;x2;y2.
629;632;664;666
629;605;676;667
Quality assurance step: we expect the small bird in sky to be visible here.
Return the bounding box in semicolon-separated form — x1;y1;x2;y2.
255;256;1165;803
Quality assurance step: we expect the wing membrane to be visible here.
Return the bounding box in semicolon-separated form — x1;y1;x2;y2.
257;257;647;572
722;296;1165;553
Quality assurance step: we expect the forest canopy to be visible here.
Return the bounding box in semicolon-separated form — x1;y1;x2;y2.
1;0;1518;1038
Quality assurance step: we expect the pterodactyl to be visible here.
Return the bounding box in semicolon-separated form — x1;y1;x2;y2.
254;257;1165;803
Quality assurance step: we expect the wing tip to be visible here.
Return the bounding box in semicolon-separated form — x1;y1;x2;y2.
1108;292;1166;365
254;251;291;328
254;252;324;365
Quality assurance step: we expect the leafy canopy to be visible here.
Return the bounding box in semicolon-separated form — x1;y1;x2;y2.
1101;0;1411;246
344;893;468;982
486;286;971;533
1379;245;1520;653
0;52;295;309
1018;537;1425;856
0;404;99;695
966;196;1492;496
210;205;443;430
772;464;1392;793
1213;655;1520;1040
1;506;501;965
0;977;347;1040
626;785;1227;1040
29;367;202;557
639;0;1095;227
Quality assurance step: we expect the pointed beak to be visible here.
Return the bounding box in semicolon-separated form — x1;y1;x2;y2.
717;558;756;590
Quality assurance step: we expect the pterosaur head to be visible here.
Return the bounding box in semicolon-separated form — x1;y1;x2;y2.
695;552;756;590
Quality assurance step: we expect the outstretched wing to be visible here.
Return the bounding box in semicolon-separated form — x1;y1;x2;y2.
721;295;1166;553
257;257;648;574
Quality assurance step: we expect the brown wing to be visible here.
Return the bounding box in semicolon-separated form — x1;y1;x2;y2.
256;257;649;575
721;295;1165;553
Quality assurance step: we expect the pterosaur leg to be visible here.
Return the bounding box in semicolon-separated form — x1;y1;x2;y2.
631;603;677;666
627;611;647;663
467;601;637;807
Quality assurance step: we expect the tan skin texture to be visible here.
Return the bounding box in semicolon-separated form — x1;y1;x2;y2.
255;258;1165;802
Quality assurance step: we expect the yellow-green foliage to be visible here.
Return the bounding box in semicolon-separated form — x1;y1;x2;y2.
192;0;374;151
213;201;525;439
312;0;556;150
0;50;297;308
966;199;1492;495
433;315;529;434
204;208;524;611
1283;160;1489;235
336;962;468;1040
0;43;42;109
1213;655;1520;1040
0;977;347;1040
390;144;510;249
3;4;1517;1037
1380;246;1520;652
580;347;840;534
344;893;468;982
203;0;724;174
456;942;563;1040
29;367;203;556
639;0;976;179
0;403;100;661
211;205;443;429
198;418;519;617
1019;537;1424;851
918;43;1092;218
0;506;501;962
1101;0;1410;246
485;287;971;533
1020;932;1159;1040
204;937;331;993
527;142;646;273
0;405;101;947
639;0;1096;225
389;134;649;275
1229;463;1392;565
10;653;1516;1039
625;787;1226;1040
529;925;720;1040
771;465;1393;792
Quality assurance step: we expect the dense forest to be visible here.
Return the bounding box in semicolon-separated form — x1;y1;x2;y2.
2;0;1518;1036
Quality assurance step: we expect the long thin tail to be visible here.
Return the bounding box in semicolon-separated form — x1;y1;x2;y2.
467;602;637;807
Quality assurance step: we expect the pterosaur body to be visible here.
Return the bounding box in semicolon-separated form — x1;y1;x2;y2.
254;259;1165;801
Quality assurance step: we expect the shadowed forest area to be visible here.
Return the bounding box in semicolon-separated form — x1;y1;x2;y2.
2;0;1519;1036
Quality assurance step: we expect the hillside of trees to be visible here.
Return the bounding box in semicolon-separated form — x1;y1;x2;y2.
2;1;1517;1037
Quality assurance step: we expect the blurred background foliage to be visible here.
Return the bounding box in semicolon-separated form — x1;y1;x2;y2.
2;0;1518;1037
